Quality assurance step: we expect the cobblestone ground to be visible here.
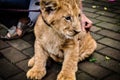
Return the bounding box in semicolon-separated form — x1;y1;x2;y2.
0;0;120;80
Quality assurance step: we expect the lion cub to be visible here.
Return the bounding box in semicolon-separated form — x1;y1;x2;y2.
27;0;97;80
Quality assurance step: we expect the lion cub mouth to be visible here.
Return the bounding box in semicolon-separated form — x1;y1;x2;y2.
66;30;80;39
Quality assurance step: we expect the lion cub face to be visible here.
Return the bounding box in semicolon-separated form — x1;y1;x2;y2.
40;0;82;39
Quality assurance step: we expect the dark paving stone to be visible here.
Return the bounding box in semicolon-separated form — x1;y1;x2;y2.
96;16;119;24
7;72;27;80
16;59;29;72
84;11;100;18
97;30;120;41
0;78;3;80
0;47;27;63
78;62;111;79
40;60;62;80
22;32;35;45
7;39;31;50
22;47;34;57
90;26;102;32
115;15;120;20
99;47;120;61
0;40;10;49
88;1;119;12
0;58;21;79
96;43;106;51
0;24;8;37
76;71;95;80
104;74;120;80
114;10;120;14
83;0;95;4
43;71;57;80
83;1;95;8
90;18;101;24
96;11;117;17
91;32;103;40
98;38;120;50
96;22;120;32
83;7;98;13
91;53;120;74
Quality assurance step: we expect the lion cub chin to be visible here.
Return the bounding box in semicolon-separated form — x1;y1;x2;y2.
26;0;97;80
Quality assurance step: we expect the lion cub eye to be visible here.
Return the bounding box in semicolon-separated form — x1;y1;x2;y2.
65;16;71;21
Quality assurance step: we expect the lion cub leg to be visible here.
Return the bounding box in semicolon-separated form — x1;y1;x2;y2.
57;43;79;80
57;51;79;80
27;41;48;80
79;37;97;61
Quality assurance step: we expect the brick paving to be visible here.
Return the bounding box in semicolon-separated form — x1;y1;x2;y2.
0;0;120;80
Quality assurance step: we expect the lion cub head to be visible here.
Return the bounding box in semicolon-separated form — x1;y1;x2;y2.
40;0;82;39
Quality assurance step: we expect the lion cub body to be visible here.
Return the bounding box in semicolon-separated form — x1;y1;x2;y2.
27;0;97;80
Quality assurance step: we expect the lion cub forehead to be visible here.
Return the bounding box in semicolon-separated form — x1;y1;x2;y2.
58;2;80;16
59;1;79;11
59;0;78;7
59;0;77;4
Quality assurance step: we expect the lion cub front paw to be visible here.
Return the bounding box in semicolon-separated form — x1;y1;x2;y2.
57;72;75;80
27;67;46;80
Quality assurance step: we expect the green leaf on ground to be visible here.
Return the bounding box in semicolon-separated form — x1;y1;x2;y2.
89;58;97;62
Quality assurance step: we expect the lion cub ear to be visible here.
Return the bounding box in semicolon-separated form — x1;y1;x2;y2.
40;0;59;14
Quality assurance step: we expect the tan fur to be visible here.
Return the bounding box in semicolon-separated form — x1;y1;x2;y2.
26;0;97;80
